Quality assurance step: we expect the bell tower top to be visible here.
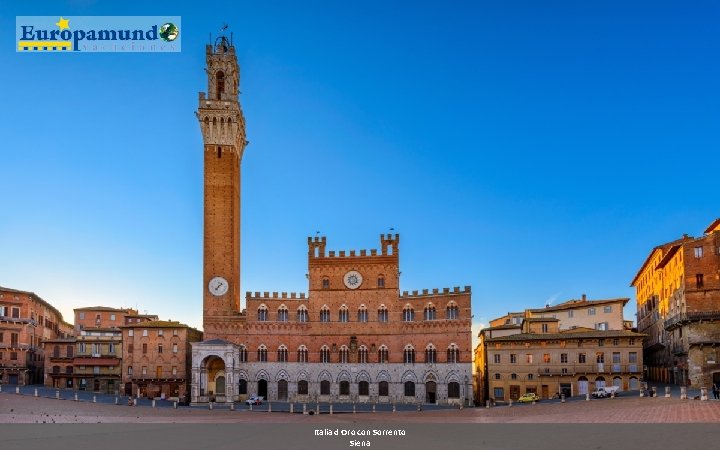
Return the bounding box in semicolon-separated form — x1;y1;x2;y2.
203;33;239;102
197;28;246;155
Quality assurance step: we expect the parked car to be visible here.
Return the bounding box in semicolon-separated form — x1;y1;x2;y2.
517;393;540;403
245;395;263;405
591;386;619;398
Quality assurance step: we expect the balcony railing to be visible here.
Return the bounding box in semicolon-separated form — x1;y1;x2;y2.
664;311;720;331
537;363;642;375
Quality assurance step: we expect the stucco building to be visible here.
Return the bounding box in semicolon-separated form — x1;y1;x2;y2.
631;218;720;387
476;296;645;403
190;36;473;405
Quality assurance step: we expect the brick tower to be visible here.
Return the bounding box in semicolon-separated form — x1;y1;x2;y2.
197;35;246;334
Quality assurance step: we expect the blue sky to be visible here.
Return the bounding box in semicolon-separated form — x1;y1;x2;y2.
1;1;718;344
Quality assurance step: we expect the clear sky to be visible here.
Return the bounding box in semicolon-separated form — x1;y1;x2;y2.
1;1;718;346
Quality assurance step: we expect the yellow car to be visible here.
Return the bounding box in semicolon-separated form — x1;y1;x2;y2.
517;393;540;403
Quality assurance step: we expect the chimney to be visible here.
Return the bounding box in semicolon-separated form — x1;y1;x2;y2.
582;294;587;302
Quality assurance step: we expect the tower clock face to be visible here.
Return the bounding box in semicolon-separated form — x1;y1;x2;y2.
343;271;363;289
208;276;228;296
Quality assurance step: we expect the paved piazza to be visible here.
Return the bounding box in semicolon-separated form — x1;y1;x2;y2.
1;389;719;424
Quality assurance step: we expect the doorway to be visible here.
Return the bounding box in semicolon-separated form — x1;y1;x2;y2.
258;379;268;398
278;379;288;401
425;381;436;403
578;377;589;395
125;382;133;396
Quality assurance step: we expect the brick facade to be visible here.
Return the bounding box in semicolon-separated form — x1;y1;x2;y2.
631;218;720;388
122;321;202;400
0;286;72;385
191;39;473;405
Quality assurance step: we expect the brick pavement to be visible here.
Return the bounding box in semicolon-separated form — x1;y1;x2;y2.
1;390;719;424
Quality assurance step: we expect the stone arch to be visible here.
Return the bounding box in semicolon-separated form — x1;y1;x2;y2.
355;370;371;383
237;369;249;381
423;371;439;383
295;370;309;383
401;370;418;383
318;370;332;382
444;371;460;384
376;370;391;383
255;369;270;381
337;370;352;383
276;369;290;382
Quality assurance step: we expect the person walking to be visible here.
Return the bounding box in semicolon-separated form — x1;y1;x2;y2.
712;384;719;400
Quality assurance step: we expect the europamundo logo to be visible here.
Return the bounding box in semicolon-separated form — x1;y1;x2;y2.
16;16;181;52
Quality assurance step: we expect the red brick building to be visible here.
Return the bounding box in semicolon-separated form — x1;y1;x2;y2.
631;218;720;387
190;37;473;405
121;321;202;400
0;286;72;385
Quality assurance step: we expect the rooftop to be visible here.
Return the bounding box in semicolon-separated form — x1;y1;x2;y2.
486;329;646;342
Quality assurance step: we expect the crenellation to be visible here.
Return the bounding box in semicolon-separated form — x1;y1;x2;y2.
193;40;472;405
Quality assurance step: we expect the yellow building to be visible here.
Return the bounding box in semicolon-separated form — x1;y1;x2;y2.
475;296;645;403
479;318;644;402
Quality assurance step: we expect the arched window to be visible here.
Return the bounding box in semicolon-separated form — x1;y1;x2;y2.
402;305;414;322
277;305;288;322
377;275;385;288
53;345;60;358
339;345;350;363
446;302;459;319
297;380;308;395
357;305;368;322
320;306;330;323
238;379;247;395
297;305;308;323
322;277;330;289
257;305;268;322
338;305;349;323
320;345;331;363
403;345;415;364
297;345;308;363
379;381;389;397
378;305;388;323
358;345;368;363
320;380;330;395
277;345;288;363
447;344;460;363
257;344;267;362
216;71;225;100
448;382;460;398
239;345;247;362
424;304;436;321
425;344;437;364
339;380;350;396
378;345;389;363
511;373;518;380
404;381;415;397
359;380;369;396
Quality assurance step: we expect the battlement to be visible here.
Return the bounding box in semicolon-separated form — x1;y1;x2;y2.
246;291;307;300
308;234;399;259
401;286;471;298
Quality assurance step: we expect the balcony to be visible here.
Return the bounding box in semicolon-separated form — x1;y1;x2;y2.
664;311;720;331
538;363;642;376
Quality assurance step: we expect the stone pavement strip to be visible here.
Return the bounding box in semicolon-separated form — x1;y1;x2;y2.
1;391;719;424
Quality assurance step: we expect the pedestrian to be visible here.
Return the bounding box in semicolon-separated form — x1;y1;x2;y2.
712;384;719;400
